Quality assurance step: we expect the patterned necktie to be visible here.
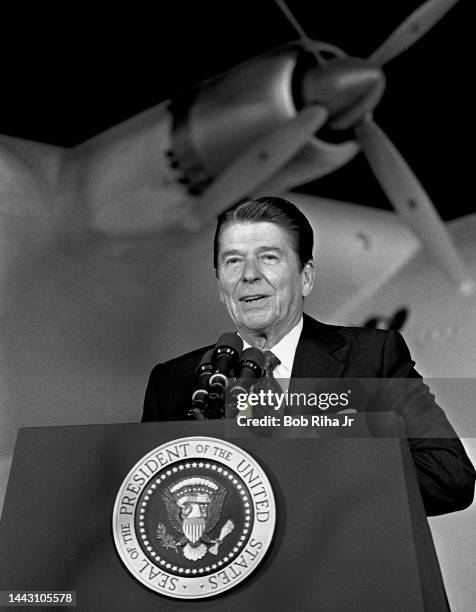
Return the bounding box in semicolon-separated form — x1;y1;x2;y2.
263;351;282;391
253;350;283;416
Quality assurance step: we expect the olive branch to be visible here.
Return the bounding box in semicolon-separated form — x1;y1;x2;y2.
156;522;180;553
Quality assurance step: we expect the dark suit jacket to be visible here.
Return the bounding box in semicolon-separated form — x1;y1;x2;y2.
142;314;475;516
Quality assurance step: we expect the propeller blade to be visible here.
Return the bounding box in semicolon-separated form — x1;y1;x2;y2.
253;139;359;197
369;0;460;66
356;118;474;293
190;105;329;226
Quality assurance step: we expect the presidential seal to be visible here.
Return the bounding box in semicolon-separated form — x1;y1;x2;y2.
112;436;276;599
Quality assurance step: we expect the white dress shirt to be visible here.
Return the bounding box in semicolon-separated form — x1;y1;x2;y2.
240;317;303;392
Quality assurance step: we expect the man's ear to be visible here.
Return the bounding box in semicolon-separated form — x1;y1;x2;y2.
301;260;315;298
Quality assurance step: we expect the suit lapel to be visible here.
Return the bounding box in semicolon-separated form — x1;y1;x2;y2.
290;314;347;383
287;315;347;414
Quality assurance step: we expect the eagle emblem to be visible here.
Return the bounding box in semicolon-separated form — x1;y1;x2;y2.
157;476;235;561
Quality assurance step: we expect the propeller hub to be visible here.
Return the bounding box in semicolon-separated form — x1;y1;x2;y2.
300;57;385;130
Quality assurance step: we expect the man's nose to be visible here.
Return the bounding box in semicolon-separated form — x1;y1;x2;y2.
242;258;261;282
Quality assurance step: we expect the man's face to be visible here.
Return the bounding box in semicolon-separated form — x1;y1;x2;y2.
216;221;314;342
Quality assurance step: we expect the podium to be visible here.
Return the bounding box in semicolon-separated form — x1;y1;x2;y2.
0;421;449;611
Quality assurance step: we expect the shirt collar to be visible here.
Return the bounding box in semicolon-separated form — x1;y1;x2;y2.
240;317;303;375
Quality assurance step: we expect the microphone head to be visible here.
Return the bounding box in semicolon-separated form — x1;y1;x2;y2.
240;347;265;369
195;348;215;374
237;347;265;378
214;332;243;355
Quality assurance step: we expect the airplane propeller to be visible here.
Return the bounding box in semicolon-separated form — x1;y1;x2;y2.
273;0;473;292
190;105;329;226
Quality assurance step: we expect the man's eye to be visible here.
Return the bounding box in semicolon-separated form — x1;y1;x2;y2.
262;254;278;262
225;257;241;265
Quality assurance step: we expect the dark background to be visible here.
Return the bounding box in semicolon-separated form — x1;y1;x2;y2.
1;0;471;219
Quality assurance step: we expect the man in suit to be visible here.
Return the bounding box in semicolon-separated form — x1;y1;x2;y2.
143;196;475;516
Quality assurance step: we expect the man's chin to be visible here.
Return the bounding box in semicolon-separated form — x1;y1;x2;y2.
236;315;274;334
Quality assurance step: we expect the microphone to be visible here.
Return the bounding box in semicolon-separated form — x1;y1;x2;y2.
189;348;215;419
229;347;265;397
226;347;265;417
208;333;244;393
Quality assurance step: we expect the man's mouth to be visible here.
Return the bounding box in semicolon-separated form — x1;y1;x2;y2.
240;295;268;303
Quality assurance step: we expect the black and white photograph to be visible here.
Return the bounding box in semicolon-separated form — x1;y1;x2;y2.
0;1;474;610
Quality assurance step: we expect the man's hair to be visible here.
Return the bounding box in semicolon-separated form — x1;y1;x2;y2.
213;196;314;271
